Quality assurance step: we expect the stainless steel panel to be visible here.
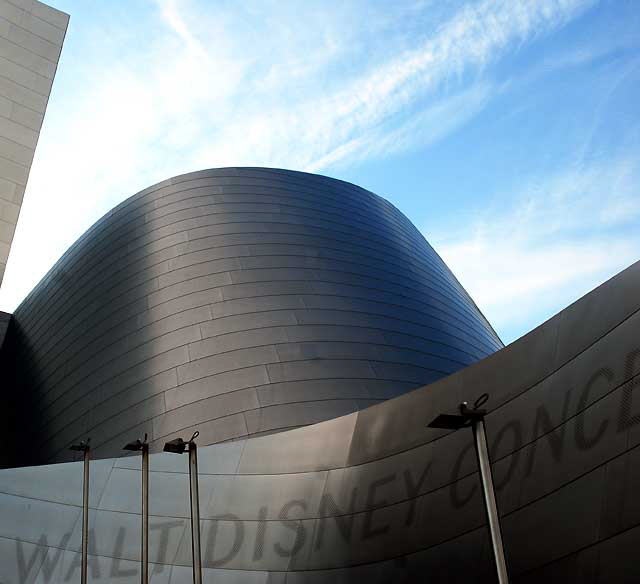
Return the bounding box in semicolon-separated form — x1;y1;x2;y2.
554;260;640;369
203;471;327;520
165;366;270;410
244;401;360;435
177;346;280;385
0;457;115;506
189;328;289;360
266;360;376;384
152;388;260;441
199;310;298;338
0;493;81;546
255;379;399;407
238;412;357;474
502;466;605;574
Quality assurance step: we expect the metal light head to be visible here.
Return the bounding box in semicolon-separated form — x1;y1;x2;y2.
124;439;144;451
69;439;90;452
427;394;489;430
428;410;472;430
123;433;148;452
163;431;200;454
163;437;187;454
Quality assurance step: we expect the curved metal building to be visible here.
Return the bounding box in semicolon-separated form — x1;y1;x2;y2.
1;168;639;582
2;168;501;466
1;259;639;583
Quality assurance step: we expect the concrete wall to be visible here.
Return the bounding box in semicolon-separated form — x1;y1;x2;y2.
0;259;638;583
4;168;502;465
0;0;68;286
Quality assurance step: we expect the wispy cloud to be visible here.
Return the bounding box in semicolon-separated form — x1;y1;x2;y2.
336;81;497;167
0;0;596;311
176;0;595;170
429;157;640;343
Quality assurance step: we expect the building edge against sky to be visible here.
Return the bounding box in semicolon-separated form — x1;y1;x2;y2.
2;1;640;583
0;0;68;288
0;156;639;584
1;256;639;582
0;166;503;467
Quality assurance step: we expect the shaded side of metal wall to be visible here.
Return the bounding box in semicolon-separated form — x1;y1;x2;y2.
6;167;502;465
0;310;9;348
1;260;638;583
0;311;17;469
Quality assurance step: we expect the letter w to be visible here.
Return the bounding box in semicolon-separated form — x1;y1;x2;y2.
17;533;70;583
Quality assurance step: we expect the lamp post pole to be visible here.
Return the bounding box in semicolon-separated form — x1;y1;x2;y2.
164;430;201;584
188;439;202;584
141;440;149;584
123;435;149;584
428;394;509;584
69;439;91;584
470;410;509;584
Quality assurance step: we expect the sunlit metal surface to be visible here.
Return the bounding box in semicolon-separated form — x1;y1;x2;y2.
1;168;502;467
0;260;639;582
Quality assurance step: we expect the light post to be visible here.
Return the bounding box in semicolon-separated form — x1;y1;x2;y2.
164;431;201;584
428;394;509;584
123;434;149;584
69;439;91;584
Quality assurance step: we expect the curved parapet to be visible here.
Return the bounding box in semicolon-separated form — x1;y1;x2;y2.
1;260;638;582
3;168;501;465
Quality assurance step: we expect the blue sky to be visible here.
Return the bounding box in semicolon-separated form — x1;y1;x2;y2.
0;0;638;344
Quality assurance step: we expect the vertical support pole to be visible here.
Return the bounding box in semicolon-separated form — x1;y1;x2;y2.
188;442;202;584
472;418;509;584
141;443;149;584
81;446;90;584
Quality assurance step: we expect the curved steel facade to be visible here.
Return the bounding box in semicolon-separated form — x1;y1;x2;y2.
5;167;501;465
1;260;639;583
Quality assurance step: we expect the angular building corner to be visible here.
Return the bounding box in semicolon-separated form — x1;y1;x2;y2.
0;0;69;287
